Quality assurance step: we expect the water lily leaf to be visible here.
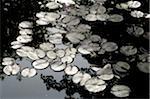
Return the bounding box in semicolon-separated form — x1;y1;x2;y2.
49;34;63;44
3;64;20;75
120;46;137;56
108;14;124;22
16;35;32;43
19;21;33;29
46;2;60;9
111;85;131;97
85;14;97;21
56;49;65;58
61;56;73;63
137;62;150;73
85;78;106;93
32;59;49;70
64;65;78;75
47;50;57;60
113;61;130;73
51;62;66;72
102;42;118;52
66;33;85;44
39;43;55;51
2;57;15;66
21;68;37;78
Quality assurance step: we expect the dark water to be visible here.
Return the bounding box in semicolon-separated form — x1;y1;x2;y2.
1;0;149;99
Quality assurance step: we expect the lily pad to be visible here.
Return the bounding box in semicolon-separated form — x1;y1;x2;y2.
108;14;124;22
120;46;137;56
66;33;85;44
47;50;57;60
102;42;118;52
21;68;37;78
3;64;20;75
51;62;66;72
113;61;130;73
137;62;150;73
64;65;78;75
32;59;49;70
111;85;131;97
46;2;60;9
39;43;55;51
85;78;106;93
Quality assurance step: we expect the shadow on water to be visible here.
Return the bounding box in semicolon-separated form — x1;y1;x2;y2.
1;0;149;99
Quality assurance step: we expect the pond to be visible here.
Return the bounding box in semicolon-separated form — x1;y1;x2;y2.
1;0;149;99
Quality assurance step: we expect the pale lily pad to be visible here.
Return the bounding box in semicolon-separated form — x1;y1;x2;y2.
64;65;78;75
16;35;32;43
97;6;106;14
127;1;141;8
19;21;33;29
97;64;114;80
120;46;137;56
78;45;91;55
85;14;97;21
11;41;23;49
49;34;63;44
32;59;49;70
36;12;46;18
46;2;60;9
39;43;55;51
46;27;67;34
3;64;20;75
51;62;66;71
67;18;80;26
113;61;130;73
56;49;65;58
21;68;37;78
76;24;91;33
65;47;77;57
45;12;60;22
85;78;106;93
27;51;39;60
47;51;57;60
96;14;110;21
90;35;101;42
137;62;150;73
66;33;85;44
80;73;91;86
56;0;75;6
72;71;83;84
102;42;118;52
16;49;28;57
2;57;15;66
19;29;33;35
36;18;49;25
111;85;131;97
130;10;144;18
35;49;46;58
108;14;124;22
61;56;73;63
21;46;35;52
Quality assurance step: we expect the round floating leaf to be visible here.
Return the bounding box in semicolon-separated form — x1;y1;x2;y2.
47;51;57;60
137;62;150;73
39;43;55;51
66;33;85;44
120;46;137;56
102;42;118;52
111;85;131;97
46;2;60;9
85;78;106;93
32;59;49;70
85;14;97;21
108;14;124;22
21;68;37;78
113;61;130;73
51;62;66;72
64;65;78;75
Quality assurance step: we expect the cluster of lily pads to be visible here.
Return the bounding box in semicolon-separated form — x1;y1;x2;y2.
1;0;149;98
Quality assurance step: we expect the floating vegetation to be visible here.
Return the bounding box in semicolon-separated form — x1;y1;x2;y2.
21;68;37;78
110;85;131;97
1;0;149;98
